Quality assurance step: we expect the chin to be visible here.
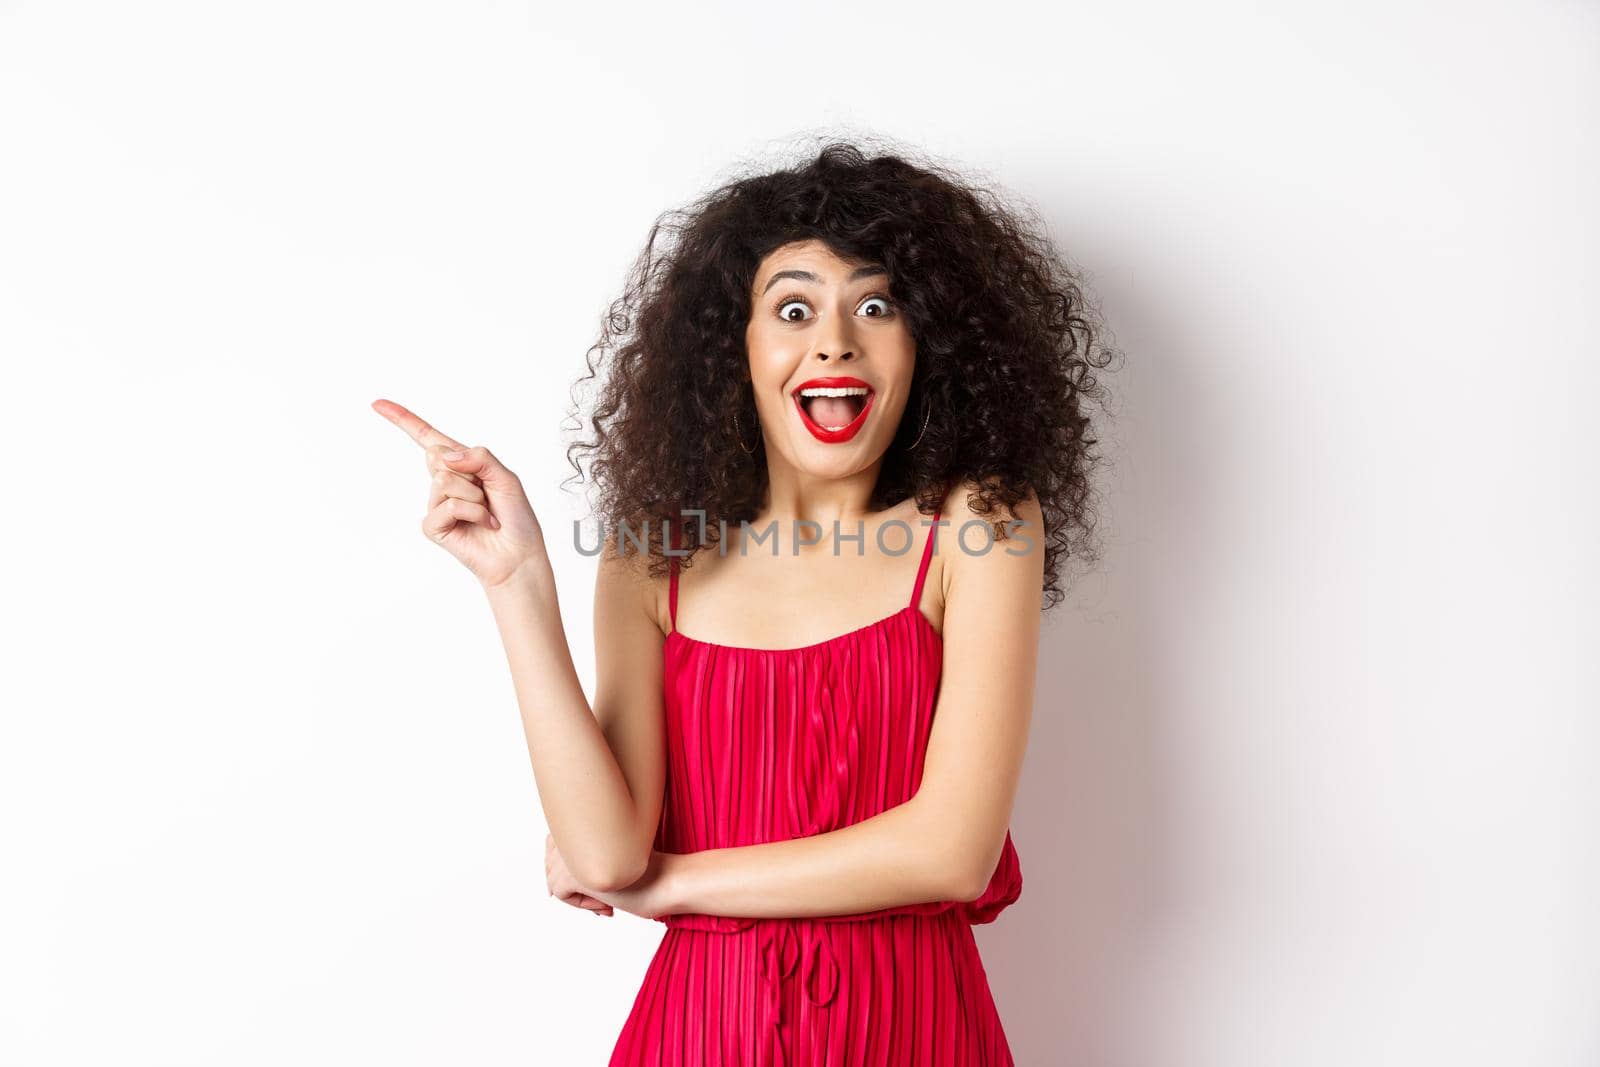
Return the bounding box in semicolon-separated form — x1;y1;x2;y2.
784;439;887;478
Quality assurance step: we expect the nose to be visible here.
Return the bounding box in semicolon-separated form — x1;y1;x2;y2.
812;330;856;363
813;311;857;363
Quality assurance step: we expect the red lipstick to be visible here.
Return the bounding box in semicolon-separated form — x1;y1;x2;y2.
792;376;876;444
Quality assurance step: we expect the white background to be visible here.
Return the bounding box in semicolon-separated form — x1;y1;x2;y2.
2;2;1595;1064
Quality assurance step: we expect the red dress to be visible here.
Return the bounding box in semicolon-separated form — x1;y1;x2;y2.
609;508;1023;1066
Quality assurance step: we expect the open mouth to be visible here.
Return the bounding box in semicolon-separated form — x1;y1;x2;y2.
797;386;871;430
792;379;876;443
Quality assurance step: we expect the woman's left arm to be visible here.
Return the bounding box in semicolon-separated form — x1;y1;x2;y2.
583;489;1045;921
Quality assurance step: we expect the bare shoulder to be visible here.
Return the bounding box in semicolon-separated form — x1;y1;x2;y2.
594;531;670;641
935;478;1046;622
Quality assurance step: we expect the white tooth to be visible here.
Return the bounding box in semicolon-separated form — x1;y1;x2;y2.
798;386;869;397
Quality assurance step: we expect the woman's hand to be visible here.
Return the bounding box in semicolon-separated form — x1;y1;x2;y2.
545;833;614;918
544;834;680;921
371;398;548;589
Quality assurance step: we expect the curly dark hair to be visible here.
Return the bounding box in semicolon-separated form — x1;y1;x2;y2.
562;134;1120;609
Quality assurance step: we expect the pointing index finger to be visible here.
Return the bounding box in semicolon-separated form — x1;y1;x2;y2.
370;398;465;451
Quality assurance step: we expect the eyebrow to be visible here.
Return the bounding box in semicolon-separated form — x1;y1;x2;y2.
759;264;888;295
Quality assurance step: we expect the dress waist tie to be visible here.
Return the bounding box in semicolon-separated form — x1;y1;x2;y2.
755;919;838;1067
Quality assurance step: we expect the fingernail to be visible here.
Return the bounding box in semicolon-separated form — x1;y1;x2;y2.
488;514;501;529
442;450;465;460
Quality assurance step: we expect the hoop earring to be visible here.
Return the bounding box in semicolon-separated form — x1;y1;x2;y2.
732;406;758;455
906;394;932;450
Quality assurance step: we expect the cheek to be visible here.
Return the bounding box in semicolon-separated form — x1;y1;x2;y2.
744;329;794;386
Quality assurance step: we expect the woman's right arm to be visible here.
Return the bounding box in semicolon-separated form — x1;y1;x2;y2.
371;398;665;895
484;544;666;894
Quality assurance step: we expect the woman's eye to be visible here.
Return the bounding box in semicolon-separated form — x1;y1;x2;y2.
773;294;892;322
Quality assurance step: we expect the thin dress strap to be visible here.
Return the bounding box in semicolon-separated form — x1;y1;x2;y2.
667;520;680;632
909;507;942;610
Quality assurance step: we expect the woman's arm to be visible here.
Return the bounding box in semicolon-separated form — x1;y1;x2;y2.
372;399;665;896
486;537;667;894
590;485;1044;920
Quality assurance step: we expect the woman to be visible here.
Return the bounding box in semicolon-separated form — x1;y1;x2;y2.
372;139;1113;1065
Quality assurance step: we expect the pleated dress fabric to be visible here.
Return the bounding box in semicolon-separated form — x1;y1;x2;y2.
608;509;1023;1066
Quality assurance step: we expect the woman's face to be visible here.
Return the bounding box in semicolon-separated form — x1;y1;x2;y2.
744;239;918;481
